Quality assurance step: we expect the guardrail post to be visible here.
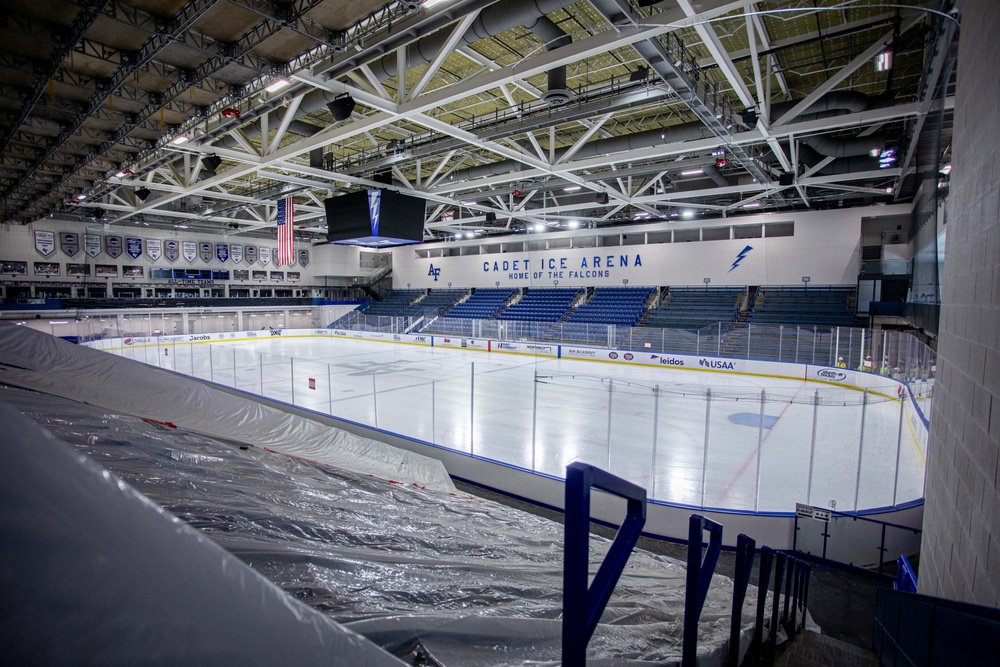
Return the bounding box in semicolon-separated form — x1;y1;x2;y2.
562;463;646;666
783;557;796;636
750;546;774;666
788;558;800;637
767;552;786;662
728;533;757;667
683;514;723;667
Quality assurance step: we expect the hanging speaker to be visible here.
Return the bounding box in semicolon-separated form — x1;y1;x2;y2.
203;154;222;171
326;93;355;121
135;187;150;201
485;212;497;223
778;172;794;186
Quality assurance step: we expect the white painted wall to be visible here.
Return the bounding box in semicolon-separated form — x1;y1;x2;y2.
390;206;909;290
0;219;319;284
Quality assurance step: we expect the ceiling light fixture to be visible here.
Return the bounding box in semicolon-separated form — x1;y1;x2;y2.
681;168;703;176
874;50;893;73
563;185;581;191
682;210;695;219
169;135;189;145
264;77;290;93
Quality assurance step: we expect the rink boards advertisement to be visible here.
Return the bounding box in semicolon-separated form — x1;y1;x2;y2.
91;331;904;392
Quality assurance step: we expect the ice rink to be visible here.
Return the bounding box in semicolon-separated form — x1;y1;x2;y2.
134;335;927;514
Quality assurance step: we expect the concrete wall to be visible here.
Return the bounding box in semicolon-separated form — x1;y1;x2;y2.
919;2;1000;607
390;206;911;290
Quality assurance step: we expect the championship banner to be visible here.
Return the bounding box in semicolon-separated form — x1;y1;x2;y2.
182;241;196;263
259;247;271;266
298;248;309;267
84;234;101;258
198;242;213;262
230;244;243;263
164;239;179;262
126;237;143;260
34;230;55;256
60;232;80;257
105;235;123;259
245;245;257;264
146;238;162;261
215;243;229;262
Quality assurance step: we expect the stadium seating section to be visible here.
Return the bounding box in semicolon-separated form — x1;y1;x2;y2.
748;287;856;327
564;287;655;326
640;287;743;330
333;286;859;353
497;288;582;322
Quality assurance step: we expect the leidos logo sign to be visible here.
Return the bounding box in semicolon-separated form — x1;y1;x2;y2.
428;264;441;281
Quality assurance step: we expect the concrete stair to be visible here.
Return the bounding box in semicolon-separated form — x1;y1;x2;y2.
774;630;879;667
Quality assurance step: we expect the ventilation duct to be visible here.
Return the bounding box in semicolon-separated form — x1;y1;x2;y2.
210;0;576;153
446;91;885;183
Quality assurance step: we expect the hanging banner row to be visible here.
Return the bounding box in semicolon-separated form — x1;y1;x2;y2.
33;230;309;267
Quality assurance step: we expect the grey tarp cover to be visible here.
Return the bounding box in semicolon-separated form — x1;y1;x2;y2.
0;397;405;666
3;382;764;665
0;322;455;492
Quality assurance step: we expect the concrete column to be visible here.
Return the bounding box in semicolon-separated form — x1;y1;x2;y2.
919;1;1000;607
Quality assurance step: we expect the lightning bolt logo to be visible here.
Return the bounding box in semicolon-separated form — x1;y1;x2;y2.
368;189;382;236
729;245;753;272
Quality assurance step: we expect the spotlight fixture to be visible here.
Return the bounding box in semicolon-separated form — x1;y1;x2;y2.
135;187;150;201
203;154;222;171
326;93;355;121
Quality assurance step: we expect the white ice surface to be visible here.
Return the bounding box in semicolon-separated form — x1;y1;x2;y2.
137;336;926;513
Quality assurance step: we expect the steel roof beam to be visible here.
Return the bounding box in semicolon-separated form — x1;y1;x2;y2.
0;0;110;156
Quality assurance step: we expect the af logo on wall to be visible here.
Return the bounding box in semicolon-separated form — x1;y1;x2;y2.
428;264;441;281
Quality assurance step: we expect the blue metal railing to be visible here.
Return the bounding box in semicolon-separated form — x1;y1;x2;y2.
683;515;723;666
561;462;646;666
561;470;812;665
894;554;918;593
873;588;1000;666
728;533;756;667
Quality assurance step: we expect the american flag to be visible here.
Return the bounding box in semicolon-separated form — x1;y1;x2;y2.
275;197;295;266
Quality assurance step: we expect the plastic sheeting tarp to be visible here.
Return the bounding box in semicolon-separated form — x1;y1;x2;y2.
3;383;764;665
0;322;455;493
0;395;405;666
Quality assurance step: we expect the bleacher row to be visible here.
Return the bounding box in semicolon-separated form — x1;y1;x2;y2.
332;285;857;336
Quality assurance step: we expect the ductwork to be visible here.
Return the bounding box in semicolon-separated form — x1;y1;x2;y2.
795;145;882;175
800;133;886;158
702;163;729;187
446;91;886;184
211;0;575;156
367;0;573;106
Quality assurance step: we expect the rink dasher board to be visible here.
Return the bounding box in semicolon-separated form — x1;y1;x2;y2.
91;329;908;403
